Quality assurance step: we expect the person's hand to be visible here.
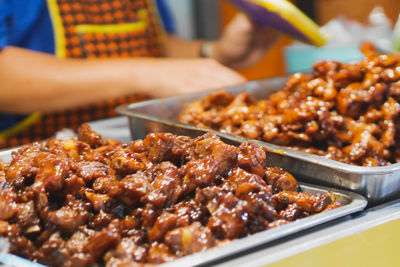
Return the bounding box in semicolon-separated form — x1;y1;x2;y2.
211;13;278;70
146;58;246;98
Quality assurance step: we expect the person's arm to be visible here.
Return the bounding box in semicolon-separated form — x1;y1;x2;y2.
0;47;245;114
165;35;203;58
165;13;278;70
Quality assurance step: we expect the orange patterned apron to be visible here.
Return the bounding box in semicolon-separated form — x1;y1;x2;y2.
0;0;165;148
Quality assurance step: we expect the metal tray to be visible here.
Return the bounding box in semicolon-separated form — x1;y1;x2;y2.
0;138;367;267
116;76;400;204
0;184;366;267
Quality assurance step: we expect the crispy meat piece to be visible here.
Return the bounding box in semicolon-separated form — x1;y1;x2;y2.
105;236;148;264
324;201;343;211
207;193;249;239
78;124;110;149
148;212;177;243
6;146;39;188
110;148;147;176
141;162;182;208
85;191;113;211
164;222;216;256
93;175;120;196
7;224;37;261
179;158;219;194
169;200;208;227
36;232;70;266
62;174;85;196
237;143;267;178
227;167;270;196
47;138;105;163
272;191;332;213
73;160;108;182
0;220;9;235
16;201;40;234
0;189;18;220
179;90;235;128
47;196;90;235
147;243;176;264
279;204;306;221
82;220;121;261
265;167;298;193
188;134;238;175
142;133;191;163
118;172;151;206
32;152;70;193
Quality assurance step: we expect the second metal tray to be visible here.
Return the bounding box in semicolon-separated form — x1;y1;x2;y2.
117;76;400;204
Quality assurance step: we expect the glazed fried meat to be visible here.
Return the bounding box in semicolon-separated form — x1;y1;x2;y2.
0;125;340;266
179;43;400;166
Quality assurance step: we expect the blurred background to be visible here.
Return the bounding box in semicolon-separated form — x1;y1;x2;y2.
165;0;400;80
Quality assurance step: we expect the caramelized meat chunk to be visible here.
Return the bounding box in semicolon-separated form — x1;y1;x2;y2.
147;243;176;264
265;167;298;193
83;220;121;261
36;232;70;266
164;222;216;256
142;133;190;163
78;123;110;148
179;158;219;194
227;167;270;196
148;212;178;243
207;193;249;239
105;236;148;264
0;189;18;220
74;161;108;182
47;196;90;235
118;172;151;206
16;201;40;234
141;162;182;208
33;152;69;193
272;191;332;213
188;134;238;175
237;143;267;178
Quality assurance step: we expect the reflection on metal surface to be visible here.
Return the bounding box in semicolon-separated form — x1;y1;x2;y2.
265;149;286;155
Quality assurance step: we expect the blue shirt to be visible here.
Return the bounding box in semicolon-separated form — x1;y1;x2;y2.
0;0;174;130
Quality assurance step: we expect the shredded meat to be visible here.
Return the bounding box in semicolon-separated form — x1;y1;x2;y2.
179;43;400;166
0;125;340;266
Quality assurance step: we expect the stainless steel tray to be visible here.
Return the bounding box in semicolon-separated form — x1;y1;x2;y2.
116;76;400;204
0;138;367;267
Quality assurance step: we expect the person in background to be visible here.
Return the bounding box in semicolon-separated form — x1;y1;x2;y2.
0;0;277;147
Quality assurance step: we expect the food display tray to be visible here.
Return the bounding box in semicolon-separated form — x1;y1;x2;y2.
0;138;367;267
117;76;400;204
